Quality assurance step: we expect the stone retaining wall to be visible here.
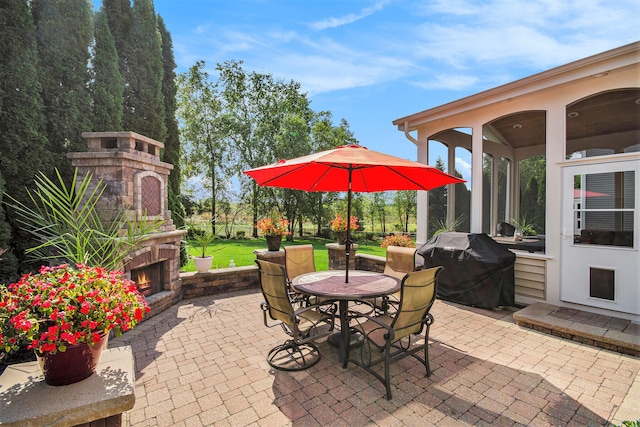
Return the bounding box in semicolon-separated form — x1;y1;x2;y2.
181;265;260;299
355;253;385;272
143;253;387;319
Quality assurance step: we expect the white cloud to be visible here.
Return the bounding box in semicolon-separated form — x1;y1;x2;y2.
193;24;210;35
413;73;478;91
309;1;389;31
170;0;639;98
412;0;639;70
455;156;472;187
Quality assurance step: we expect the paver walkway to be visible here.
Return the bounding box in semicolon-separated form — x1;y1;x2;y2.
110;289;640;426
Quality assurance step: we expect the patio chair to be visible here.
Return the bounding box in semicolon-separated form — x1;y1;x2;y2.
256;259;337;371
344;266;442;400
284;244;320;306
284;244;316;281
377;246;417;313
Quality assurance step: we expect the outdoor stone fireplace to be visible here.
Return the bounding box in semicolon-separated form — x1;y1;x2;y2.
68;131;187;316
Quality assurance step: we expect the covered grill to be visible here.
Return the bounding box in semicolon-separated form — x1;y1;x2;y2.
417;232;516;308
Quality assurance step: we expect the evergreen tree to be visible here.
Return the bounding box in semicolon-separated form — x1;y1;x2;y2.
102;0;133;81
90;7;124;131
31;0;93;183
124;0;166;140
0;0;49;282
454;170;471;232
158;15;184;228
428;157;447;237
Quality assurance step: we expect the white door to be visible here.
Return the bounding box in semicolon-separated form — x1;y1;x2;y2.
561;159;640;315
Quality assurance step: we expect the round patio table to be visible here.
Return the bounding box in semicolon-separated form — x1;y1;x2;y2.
292;270;401;362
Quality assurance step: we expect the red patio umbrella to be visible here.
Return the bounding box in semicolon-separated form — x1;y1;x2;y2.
243;144;465;282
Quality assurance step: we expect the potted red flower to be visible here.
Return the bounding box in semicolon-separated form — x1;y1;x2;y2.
0;263;149;385
330;215;359;244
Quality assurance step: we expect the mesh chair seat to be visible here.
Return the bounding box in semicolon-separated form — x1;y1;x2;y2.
344;266;442;400
377;246;417;313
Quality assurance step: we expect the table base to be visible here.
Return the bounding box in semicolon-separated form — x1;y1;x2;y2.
327;331;364;348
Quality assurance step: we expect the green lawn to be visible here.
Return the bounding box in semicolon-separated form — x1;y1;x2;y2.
182;237;387;272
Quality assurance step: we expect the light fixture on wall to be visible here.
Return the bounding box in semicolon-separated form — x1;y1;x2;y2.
635;98;640;105
592;71;610;78
512;123;522;129
567;112;579;118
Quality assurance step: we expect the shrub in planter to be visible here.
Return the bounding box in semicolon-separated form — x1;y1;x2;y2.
380;234;415;248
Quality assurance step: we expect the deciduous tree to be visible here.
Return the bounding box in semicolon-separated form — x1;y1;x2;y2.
176;61;227;234
215;60;310;237
394;190;416;233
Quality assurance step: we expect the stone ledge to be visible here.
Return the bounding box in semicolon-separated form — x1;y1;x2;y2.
0;347;135;427
513;303;640;356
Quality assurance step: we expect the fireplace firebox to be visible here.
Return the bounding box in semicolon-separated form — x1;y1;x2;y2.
132;263;164;297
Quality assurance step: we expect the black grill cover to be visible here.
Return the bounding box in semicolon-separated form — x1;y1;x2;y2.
417;232;516;308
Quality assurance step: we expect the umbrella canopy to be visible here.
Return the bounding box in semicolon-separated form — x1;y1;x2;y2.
243;144;462;192
244;144;465;282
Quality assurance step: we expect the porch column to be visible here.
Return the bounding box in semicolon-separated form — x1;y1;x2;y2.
491;153;499;235
471;124;484;233
416;140;429;244
447;143;456;227
545;103;565;305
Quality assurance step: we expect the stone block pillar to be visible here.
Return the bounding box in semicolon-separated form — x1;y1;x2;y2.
326;243;358;270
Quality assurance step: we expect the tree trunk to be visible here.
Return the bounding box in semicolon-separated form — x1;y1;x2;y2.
251;183;258;238
210;159;216;234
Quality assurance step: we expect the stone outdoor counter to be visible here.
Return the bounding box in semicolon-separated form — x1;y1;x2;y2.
0;347;135;427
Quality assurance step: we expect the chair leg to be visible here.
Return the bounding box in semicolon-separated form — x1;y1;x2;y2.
384;348;392;400
267;340;321;371
425;326;432;377
424;342;431;377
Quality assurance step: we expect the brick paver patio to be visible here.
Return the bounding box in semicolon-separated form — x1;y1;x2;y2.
110;289;640;426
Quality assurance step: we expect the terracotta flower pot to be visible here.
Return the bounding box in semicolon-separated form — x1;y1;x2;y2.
36;333;108;386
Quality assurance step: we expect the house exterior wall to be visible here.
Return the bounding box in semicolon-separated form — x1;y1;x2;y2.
396;43;639;322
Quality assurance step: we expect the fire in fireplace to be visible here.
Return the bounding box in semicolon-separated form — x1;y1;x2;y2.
132;263;164;297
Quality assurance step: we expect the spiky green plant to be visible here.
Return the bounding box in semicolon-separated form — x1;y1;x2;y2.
5;168;163;271
512;214;537;237
194;231;215;258
432;215;465;237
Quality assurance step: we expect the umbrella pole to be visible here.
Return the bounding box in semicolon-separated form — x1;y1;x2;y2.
345;167;353;283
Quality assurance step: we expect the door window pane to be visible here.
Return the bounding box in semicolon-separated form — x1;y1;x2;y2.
573;171;635;247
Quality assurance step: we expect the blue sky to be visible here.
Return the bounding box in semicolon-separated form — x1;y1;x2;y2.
97;0;638;179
